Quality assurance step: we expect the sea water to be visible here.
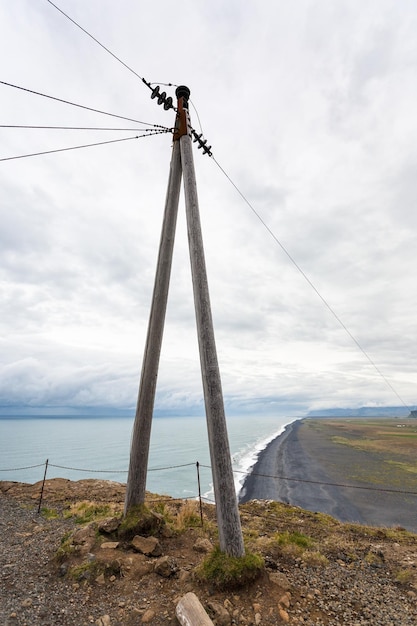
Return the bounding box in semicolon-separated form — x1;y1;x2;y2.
0;415;296;501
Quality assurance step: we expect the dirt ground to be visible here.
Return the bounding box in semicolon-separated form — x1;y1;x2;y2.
1;478;417;625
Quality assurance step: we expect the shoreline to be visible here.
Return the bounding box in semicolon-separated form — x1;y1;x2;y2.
239;418;417;532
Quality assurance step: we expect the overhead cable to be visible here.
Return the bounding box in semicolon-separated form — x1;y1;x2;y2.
44;1;178;105
0;124;161;131
0;130;169;162
0;80;165;128
45;0;145;82
211;156;410;412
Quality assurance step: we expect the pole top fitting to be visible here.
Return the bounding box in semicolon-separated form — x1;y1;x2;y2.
175;85;191;102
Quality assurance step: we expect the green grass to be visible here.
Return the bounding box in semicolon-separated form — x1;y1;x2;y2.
275;531;314;549
197;546;264;589
41;507;59;519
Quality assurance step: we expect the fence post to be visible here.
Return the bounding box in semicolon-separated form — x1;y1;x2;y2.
37;459;49;514
196;462;204;526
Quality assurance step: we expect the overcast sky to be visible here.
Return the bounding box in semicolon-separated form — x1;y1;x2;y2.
1;0;416;417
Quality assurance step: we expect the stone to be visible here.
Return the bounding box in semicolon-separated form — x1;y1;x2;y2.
21;598;33;608
268;571;291;591
278;607;290;623
279;592;291;609
118;510;165;540
72;524;96;555
178;569;191;583
95;573;106;585
141;609;155;623
207;600;231;626
98;517;121;534
193;537;213;553
154;556;177;578
95;616;111;626
101;541;119;550
131;535;162;557
255;613;261;626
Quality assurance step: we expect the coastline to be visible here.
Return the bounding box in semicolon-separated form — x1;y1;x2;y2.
239;418;417;532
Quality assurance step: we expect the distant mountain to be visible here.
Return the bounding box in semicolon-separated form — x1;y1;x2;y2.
307;406;416;418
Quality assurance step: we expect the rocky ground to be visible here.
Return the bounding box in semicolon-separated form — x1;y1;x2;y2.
1;478;417;625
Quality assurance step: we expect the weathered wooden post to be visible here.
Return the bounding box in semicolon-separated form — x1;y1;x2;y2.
124;138;182;512
176;86;245;557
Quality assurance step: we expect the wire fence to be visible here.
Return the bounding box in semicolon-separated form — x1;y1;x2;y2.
2;457;417;498
2;457;416;524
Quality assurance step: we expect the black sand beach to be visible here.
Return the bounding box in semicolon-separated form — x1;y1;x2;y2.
239;419;417;532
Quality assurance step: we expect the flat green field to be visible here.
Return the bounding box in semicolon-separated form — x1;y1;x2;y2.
299;418;417;490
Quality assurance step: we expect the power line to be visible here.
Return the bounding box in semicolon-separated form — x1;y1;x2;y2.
44;2;177;107
0;130;169;163
211;156;411;412
45;0;145;83
0;80;165;128
0;124;162;132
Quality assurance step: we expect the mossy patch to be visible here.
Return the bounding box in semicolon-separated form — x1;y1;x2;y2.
55;531;75;563
196;546;264;589
118;504;165;539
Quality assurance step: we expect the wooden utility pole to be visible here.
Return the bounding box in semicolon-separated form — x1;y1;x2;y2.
124;139;182;511
125;86;245;558
177;87;245;557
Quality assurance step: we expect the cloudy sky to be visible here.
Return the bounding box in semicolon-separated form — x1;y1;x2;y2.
1;0;416;417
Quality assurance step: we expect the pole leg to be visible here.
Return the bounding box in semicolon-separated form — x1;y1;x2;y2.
125;140;182;513
179;132;245;558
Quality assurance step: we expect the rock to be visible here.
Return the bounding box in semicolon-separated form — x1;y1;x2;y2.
131;535;162;557
95;615;111;626
118;510;165;540
193;537;213;553
268;571;291;591
254;613;261;626
154;556;178;578
279;592;291;609
95;573;106;585
101;541;119;550
278;607;290;623
72;524;96;555
207;600;231;626
141;609;155;623
98;517;121;534
178;569;191;583
21;598;33;608
59;563;68;577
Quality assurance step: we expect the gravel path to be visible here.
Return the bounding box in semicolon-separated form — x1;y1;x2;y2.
283;560;417;625
0;496;124;626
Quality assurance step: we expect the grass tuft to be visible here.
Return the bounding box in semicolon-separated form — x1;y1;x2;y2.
196;546;264;589
41;507;59;519
64;501;114;524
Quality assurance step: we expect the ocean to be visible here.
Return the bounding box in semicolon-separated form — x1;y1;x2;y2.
0;415;296;501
